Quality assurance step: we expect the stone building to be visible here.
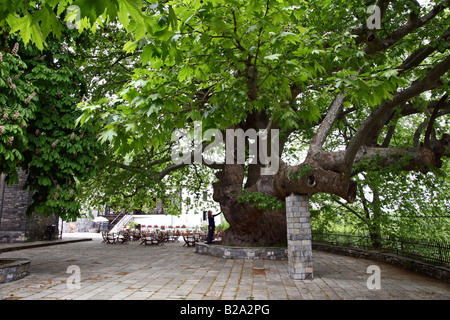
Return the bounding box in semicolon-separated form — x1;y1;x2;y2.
0;170;59;243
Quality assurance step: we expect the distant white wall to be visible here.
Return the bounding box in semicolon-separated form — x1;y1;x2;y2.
132;207;223;230
74;186;224;231
132;213;202;229
132;187;223;229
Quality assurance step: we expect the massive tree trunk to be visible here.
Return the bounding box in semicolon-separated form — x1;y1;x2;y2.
213;169;356;246
211;124;449;246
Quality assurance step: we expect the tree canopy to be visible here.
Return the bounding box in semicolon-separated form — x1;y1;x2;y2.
1;0;449;244
0;25;103;220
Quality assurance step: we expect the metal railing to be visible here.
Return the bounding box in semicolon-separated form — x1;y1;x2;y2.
381;237;450;267
312;231;450;267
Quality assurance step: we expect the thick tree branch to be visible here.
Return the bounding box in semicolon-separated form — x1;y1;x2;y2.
380;119;397;148
308;94;346;155
118;184;146;199
308;66;363;157
414;120;430;148
401;100;450;118
316;133;450;176
255;164;358;203
397;26;450;75
370;98;450;147
343;54;450;177
156;162;187;180
363;0;450;55
331;196;369;225
424;94;448;148
414;109;450;148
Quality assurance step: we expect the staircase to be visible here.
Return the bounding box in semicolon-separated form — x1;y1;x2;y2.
109;213;134;233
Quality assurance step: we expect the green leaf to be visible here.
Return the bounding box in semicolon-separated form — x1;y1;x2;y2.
154;29;175;42
264;54;282;61
99;128;117;143
38;176;52;187
73;0;115;25
118;0;144;32
282;33;300;44
30;24;45;50
178;66;193;82
146;104;158;116
168;5;178;30
382;69;399;79
123;41;138;53
7;15;32;45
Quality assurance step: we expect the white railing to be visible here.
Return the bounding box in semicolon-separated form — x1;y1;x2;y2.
110;214;134;233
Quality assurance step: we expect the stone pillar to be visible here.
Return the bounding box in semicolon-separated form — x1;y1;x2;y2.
286;193;313;280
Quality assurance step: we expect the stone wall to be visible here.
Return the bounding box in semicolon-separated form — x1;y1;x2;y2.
0;171;29;235
196;242;288;260
0;258;31;284
25;212;59;241
0;171;59;243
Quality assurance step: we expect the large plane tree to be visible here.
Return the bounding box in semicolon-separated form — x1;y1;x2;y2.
2;0;449;245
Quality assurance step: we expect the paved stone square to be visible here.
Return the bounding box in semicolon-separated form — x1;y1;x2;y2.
0;234;449;300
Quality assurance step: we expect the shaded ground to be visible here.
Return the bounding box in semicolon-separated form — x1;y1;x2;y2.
0;233;448;300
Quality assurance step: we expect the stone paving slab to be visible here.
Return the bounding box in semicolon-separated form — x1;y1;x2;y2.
0;236;449;300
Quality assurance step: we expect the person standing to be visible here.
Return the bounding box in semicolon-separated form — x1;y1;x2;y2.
206;210;221;244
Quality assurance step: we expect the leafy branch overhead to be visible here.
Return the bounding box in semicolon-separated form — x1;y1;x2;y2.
1;0;449;245
237;190;285;211
0;29;104;220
